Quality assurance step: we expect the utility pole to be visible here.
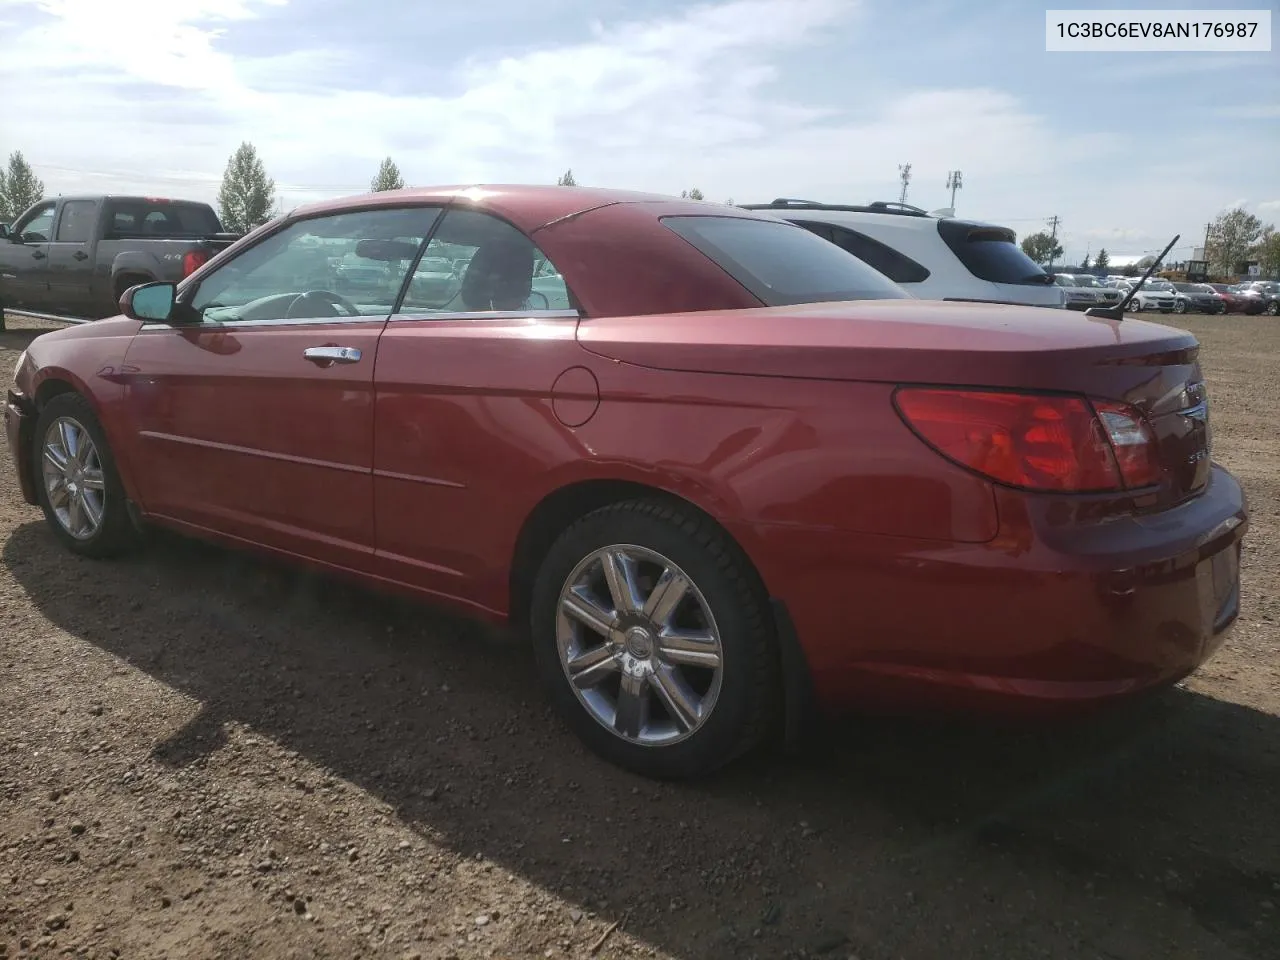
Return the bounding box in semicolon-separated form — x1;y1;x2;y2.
898;163;912;204
945;170;963;210
1203;221;1213;265
1047;215;1061;270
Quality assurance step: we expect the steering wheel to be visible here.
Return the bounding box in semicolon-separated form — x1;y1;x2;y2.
526;291;550;310
286;289;361;319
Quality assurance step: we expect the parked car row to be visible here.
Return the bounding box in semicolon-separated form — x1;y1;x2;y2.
1087;274;1278;316
5;184;1247;779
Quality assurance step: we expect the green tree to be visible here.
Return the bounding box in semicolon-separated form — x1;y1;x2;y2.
0;151;45;221
1095;248;1110;271
216;142;276;233
1080;252;1092;270
370;156;405;192
1254;225;1280;278
1206;207;1263;276
1020;231;1063;266
556;169;577;186
680;188;705;200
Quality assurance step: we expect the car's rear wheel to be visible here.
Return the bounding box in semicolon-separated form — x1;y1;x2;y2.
1129;300;1142;313
1267;301;1279;316
529;499;779;779
32;393;138;558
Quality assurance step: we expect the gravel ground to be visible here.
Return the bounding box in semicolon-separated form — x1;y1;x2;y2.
1;313;1277;960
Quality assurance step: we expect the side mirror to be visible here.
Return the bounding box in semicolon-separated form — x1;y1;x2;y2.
120;281;178;322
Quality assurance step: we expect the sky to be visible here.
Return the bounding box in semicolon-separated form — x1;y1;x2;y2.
0;0;1276;263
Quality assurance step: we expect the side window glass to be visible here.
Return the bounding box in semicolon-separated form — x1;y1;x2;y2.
55;201;97;243
400;209;573;313
825;225;931;284
189;207;441;323
18;203;56;243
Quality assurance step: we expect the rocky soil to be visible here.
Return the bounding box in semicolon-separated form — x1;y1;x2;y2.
1;313;1277;960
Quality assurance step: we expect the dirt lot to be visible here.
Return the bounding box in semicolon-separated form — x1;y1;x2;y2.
1;313;1277;960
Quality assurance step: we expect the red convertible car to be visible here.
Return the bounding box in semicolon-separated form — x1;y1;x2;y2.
5;186;1248;779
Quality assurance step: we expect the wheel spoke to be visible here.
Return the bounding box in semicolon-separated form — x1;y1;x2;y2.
657;629;722;669
562;589;616;640
43;444;70;474
642;567;689;628
67;495;84;536
47;477;69;507
613;669;648;739
58;420;81;464
80;467;106;492
565;643;620;690
81;493;104;531
650;666;700;732
600;549;641;615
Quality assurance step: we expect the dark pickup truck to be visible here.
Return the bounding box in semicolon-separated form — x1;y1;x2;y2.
0;195;240;330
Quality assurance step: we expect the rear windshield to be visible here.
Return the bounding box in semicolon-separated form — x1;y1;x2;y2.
936;220;1051;286
104;200;222;239
661;215;909;306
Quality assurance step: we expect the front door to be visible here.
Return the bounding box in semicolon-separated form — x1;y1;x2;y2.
120;205;443;572
0;200;56;309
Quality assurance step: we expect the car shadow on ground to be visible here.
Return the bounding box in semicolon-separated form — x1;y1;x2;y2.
5;521;1279;960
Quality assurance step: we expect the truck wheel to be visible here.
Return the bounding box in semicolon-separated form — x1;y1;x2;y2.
32;393;139;558
529;498;780;780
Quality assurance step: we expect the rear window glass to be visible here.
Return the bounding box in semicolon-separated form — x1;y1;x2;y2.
104;201;222;239
661;215;909;306
936;220;1051;286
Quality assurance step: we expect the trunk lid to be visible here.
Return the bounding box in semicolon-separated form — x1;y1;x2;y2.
577;299;1210;505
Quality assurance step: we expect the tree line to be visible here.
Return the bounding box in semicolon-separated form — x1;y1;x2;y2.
1018;207;1280;279
35;144;1279;279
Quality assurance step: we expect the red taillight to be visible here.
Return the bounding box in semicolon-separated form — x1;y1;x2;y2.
893;388;1160;493
182;249;211;277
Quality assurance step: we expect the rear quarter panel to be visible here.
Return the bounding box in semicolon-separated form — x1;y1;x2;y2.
373;318;998;616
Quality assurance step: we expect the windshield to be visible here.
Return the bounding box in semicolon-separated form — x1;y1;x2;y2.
1074;275;1101;287
661;215;910;306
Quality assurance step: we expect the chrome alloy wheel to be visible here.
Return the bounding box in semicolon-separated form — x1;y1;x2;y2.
556;544;724;746
41;416;107;540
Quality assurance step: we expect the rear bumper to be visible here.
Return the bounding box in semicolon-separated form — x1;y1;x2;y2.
5;389;39;506
737;464;1248;715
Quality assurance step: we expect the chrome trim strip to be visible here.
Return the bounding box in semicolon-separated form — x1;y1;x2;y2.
138;430;369;474
373;468;466;489
390;309;581;322
139;314;390;332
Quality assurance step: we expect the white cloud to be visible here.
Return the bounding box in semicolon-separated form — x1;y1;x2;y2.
0;0;1274;262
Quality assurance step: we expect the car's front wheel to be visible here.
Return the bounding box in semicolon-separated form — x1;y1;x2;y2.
530;499;779;779
1267;301;1279;316
32;392;138;558
1174;300;1187;314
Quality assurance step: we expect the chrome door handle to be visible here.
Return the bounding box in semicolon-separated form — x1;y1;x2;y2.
303;346;362;364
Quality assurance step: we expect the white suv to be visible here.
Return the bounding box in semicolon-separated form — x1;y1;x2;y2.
740;200;1066;309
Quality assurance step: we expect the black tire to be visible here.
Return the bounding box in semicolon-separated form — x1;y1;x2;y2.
1267;301;1279;316
529;498;780;779
31;392;139;558
1174;300;1187;314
